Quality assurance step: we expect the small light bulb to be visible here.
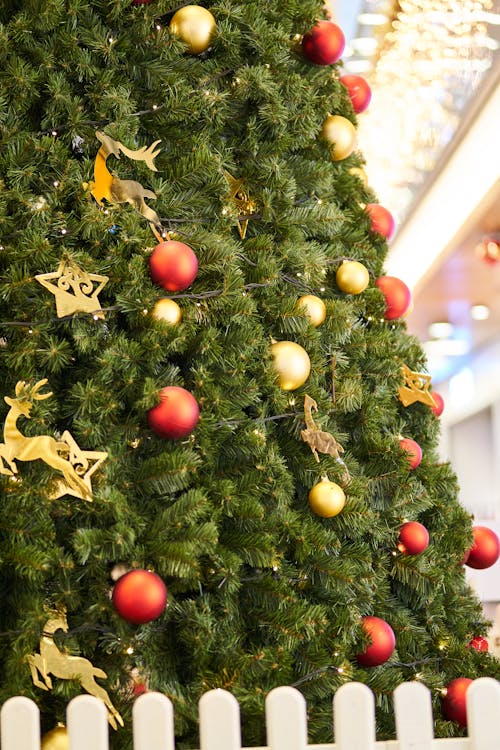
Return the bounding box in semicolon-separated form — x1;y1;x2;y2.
61;228;67;235
152;104;158;110
126;646;134;655
53;180;59;187
108;37;115;43
93;315;99;321
338;667;344;674
51;130;57;136
320;286;325;292
28;328;33;334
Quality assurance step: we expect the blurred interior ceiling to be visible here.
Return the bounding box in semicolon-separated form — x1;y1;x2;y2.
328;0;500;384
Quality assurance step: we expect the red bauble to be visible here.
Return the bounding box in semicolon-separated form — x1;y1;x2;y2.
112;570;167;624
399;438;422;470
476;238;500;265
398;521;429;555
430;391;445;416
147;386;200;439
301;21;345;65
375;276;412;320
340;74;372;114
465;526;500;569
468;636;488;652
356;616;396;667
365;203;395;240
149;240;198;292
442;677;473;727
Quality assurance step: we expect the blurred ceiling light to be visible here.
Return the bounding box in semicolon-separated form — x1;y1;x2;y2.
423;339;470;356
428;321;454;339
358;13;389;25
344;59;374;72
350;36;380;54
470;304;491;321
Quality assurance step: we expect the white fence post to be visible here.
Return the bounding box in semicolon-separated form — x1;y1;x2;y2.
133;692;175;750
394;681;434;750
266;686;308;750
199;689;241;750
334;682;376;750
467;677;500;750
67;694;109;750
0;696;40;750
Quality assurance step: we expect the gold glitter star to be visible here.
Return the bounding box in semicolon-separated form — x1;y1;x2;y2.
36;258;108;319
398;364;436;408
224;170;257;239
49;431;108;501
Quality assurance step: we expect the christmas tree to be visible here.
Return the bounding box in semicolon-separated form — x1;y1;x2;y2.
0;1;498;748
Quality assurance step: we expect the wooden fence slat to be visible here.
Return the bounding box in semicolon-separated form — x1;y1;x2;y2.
67;694;109;750
0;696;40;750
394;681;434;750
133;692;175;750
467;677;500;750
199;689;241;750
334;682;376;750
266;686;308;750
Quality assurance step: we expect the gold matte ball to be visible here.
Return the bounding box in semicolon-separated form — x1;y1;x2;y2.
271;340;311;391
309;478;346;518
321;115;357;161
349;166;369;185
152;298;182;325
41;726;69;750
169;5;216;55
336;260;370;295
297;295;326;327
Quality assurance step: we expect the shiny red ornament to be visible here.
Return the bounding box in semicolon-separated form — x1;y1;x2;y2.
375;276;412;320
365;203;395;240
442;677;473;727
148;385;200;439
356;616;396;667
468;636;488;652
301;21;345;65
340;74;372;113
398;521;429;555
399;438;422;469
465;526;500;569
149;240;198;292
430;391;445;416
475;237;500;265
112;570;167;624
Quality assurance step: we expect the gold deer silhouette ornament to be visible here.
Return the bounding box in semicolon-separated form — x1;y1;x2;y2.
301;394;350;482
27;612;123;730
0;379;107;500
84;130;163;241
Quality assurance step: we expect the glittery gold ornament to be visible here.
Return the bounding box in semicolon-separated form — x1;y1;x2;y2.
28;612;123;730
84;131;163;241
169;5;216;55
349;166;368;185
321;115;356;161
301;395;345;463
398;364;436;408
309;476;345;517
336;260;369;294
297;294;326;327
271;340;310;391
41;725;69;750
223;170;257;239
35;258;108;319
152;298;182;325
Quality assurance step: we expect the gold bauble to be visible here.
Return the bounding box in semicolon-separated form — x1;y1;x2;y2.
309;478;345;518
297;295;326;327
336;260;370;295
41;726;69;750
271;340;311;391
169;5;216;55
349;166;368;185
321;115;357;161
152;298;182;325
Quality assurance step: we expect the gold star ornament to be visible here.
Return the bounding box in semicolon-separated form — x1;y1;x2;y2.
49;431;108;501
36;258;108;319
398;364;437;408
224;170;257;239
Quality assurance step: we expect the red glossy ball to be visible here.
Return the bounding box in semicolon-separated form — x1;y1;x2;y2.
442;677;473;727
399;438;423;470
112;570;167;624
365;203;395;240
340;74;372;114
468;636;488;652
147;386;200;439
149;240;198;292
465;526;500;569
398;521;429;555
375;276;412;320
430;391;445;416
301;21;345;65
356;616;396;667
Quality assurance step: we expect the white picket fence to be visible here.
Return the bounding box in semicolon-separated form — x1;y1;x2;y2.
1;678;500;750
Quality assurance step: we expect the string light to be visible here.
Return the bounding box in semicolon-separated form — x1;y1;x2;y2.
53;181;59;187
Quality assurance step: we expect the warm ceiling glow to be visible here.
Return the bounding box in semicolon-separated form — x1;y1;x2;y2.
358;13;389;25
470;304;491;321
428;321;454;339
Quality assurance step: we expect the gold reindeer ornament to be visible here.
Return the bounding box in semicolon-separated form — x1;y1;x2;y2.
85;130;163;241
301;394;350;482
27;612;123;730
0;379;107;500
